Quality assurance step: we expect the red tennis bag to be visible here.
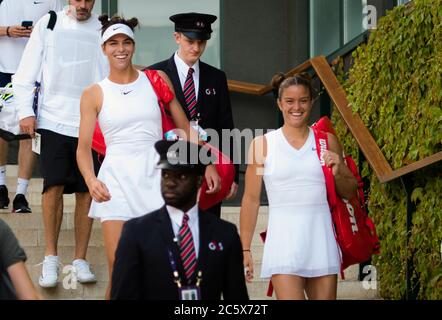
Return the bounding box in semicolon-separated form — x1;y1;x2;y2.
312;123;380;273
260;117;379;297
92;70;235;210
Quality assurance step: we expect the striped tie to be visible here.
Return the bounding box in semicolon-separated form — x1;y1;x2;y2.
183;68;197;119
179;213;197;282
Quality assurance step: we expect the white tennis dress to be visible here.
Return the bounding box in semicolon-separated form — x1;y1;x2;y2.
260;128;341;278
89;71;165;221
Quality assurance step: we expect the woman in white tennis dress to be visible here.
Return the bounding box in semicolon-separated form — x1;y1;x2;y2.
88;68;164;221
240;73;357;300
76;16;220;299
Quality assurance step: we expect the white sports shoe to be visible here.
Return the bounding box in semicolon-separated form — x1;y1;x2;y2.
73;259;97;284
38;255;60;288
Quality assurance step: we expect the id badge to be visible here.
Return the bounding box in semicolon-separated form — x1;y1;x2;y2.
32;132;41;155
179;285;201;300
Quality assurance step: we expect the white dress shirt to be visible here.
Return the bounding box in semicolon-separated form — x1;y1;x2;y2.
167;204;200;258
174;51;200;101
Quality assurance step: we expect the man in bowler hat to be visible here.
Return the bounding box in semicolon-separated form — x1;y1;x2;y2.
149;13;239;218
111;140;248;300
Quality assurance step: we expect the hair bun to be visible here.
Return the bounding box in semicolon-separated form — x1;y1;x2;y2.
296;72;312;83
98;14;110;27
271;72;286;90
127;17;139;29
100;15;140;35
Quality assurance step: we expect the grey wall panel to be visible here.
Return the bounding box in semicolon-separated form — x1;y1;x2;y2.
223;0;286;83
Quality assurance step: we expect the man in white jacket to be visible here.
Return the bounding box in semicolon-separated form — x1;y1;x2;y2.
13;0;108;288
0;0;64;213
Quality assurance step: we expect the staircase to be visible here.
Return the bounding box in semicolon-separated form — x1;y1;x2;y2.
1;165;380;300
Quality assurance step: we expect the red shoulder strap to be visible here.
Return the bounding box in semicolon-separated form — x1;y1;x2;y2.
312;128;337;208
312;127;346;278
144;70;174;107
144;70;177;133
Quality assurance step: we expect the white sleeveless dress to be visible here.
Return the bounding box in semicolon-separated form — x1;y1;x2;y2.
260;128;341;278
89;71;165;221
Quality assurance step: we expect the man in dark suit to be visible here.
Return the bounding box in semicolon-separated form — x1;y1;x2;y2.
111;140;248;300
149;13;238;218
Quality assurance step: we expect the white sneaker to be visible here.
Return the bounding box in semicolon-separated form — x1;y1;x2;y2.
38;255;60;288
72;259;97;284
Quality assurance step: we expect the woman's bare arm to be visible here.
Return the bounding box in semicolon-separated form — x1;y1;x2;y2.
240;136;266;253
77;84;111;202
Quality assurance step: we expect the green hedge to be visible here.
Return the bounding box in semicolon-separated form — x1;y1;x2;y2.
332;0;442;299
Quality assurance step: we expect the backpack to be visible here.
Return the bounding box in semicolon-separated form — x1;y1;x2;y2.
92;70;235;210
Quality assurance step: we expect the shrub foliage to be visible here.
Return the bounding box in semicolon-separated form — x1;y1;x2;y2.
332;0;442;299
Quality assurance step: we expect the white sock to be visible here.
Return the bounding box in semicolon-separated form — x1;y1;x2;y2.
0;166;6;186
16;178;29;196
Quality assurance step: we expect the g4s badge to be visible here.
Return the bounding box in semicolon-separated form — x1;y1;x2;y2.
205;88;216;95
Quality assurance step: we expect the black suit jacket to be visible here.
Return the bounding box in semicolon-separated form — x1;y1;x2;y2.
111;206;249;300
149;56;239;182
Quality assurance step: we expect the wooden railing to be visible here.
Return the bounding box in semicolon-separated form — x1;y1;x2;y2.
228;56;442;183
227;60;312;96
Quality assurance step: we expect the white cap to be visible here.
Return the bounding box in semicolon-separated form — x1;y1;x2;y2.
101;23;135;44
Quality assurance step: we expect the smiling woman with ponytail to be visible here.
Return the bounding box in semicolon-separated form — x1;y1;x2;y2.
76;15;221;300
240;72;357;300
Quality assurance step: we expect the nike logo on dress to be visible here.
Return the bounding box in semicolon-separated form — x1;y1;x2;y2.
34;1;44;4
123;90;133;95
57;58;91;69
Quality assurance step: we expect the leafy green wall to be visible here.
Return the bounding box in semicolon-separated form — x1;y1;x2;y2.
332;0;442;299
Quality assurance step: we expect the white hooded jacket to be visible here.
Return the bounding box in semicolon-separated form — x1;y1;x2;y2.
12;9;109;138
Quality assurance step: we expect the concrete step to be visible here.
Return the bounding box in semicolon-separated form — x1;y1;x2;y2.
221;215;268;232
221;206;269;214
5;165;19;177
28;263;109;284
247;278;379;300
4;176;44;192
24;246;106;266
1;191;76;207
248;261;360;283
0;210;102;230
13;228;104;248
33;281;106;300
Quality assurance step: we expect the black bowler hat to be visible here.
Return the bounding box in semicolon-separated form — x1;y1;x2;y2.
170;12;217;40
155;140;209;175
